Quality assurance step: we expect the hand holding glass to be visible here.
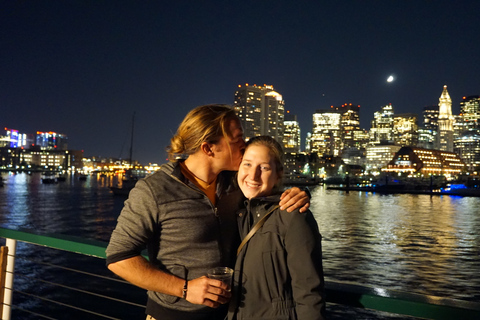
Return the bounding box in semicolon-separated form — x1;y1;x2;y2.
207;267;234;292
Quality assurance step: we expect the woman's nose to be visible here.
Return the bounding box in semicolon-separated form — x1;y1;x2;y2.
250;167;261;179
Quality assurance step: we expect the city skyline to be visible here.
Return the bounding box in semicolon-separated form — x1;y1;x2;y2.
2;1;480;164
3;85;474;160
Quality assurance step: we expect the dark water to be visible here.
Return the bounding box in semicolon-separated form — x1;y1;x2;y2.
310;187;480;302
0;172;479;319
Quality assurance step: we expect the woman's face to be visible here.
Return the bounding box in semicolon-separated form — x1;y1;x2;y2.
237;144;280;199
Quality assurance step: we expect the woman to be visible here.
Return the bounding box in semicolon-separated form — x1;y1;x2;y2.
106;105;310;320
229;136;326;320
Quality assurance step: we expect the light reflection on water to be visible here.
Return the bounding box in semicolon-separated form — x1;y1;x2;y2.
0;173;479;309
0;172;124;241
309;185;480;302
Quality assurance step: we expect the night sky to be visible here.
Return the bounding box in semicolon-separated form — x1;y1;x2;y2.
2;1;480;164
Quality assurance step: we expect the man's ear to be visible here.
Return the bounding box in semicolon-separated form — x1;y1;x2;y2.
201;142;214;156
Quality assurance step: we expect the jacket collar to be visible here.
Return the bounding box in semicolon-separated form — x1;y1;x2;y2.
161;160;237;196
244;194;281;212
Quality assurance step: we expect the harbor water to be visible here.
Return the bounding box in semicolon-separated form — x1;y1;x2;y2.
0;172;479;318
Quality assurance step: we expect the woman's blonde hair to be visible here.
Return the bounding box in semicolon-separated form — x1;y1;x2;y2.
168;104;238;161
245;136;284;179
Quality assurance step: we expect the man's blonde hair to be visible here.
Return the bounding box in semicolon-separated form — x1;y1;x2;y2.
167;104;238;161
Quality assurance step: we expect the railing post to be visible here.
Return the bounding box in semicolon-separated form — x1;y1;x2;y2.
2;239;16;320
0;246;8;317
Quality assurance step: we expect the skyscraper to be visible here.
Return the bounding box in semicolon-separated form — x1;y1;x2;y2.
369;104;395;144
283;113;301;152
393;113;418;147
454;95;480;172
336;103;361;149
35;131;69;150
311;108;341;156
436;85;454;151
417;105;439;149
458;95;480;132
233;84;285;144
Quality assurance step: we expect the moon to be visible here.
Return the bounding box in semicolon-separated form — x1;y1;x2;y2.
387;75;394;82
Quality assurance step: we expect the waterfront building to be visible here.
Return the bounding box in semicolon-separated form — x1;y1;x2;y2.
454;130;480;173
0;147;82;171
82;156;140;172
436;85;454;152
311;108;342;156
234;84;285;144
352;129;369;150
2;128;32;148
283;113;301;153
417;128;436;149
304;132;312;153
341;147;366;167
36;131;69;150
393;113;418;147
283;152;320;184
365;144;401;174
336;103;362;149
417;105;439;149
454;95;480;140
369;104;395;144
453;96;480;172
459;95;480;131
384;147;465;177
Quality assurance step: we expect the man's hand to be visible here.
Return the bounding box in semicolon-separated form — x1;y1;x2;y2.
108;257;231;308
280;187;310;213
186;276;231;308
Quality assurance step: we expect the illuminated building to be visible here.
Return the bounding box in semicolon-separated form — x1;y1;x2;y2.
36;131;69;150
423;105;439;131
417;106;439;149
365;144;401;173
341;147;366;166
2;128;31;148
311;108;341;156
454;130;480;173
370;104;394;144
234;84;285;144
384;147;465;176
453;96;480;172
312;104;366;157
459;95;480;131
393;113;418;146
283;113;301;152
454;96;480;140
304;132;312;153
335;103;367;150
0;147;83;171
284;152;320;184
436;85;454;151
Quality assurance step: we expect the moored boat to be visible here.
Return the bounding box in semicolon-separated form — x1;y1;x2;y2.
41;173;57;184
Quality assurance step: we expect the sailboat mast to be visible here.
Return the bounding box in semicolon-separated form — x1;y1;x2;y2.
129;112;135;168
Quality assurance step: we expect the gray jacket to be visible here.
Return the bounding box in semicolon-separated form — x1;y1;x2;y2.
228;195;326;320
106;161;243;315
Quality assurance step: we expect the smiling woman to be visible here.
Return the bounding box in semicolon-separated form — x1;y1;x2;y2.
230;136;326;320
237;136;284;199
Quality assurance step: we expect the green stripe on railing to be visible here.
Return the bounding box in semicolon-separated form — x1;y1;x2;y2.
326;281;480;320
2;227;480;320
0;227;107;258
